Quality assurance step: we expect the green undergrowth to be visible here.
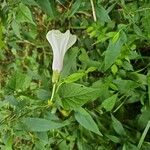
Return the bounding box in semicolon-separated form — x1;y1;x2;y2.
0;0;150;149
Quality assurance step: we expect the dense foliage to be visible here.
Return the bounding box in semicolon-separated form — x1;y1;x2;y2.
0;0;150;149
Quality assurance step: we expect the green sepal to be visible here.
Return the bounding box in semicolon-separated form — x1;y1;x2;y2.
52;70;60;83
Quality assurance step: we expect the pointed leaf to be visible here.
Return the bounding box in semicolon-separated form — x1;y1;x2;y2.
59;83;100;109
104;32;127;70
64;72;85;83
111;114;126;136
68;0;82;18
96;5;110;24
22;118;69;132
16;3;36;25
7;72;31;91
101;94;118;111
75;108;102;136
12;20;21;39
35;0;56;18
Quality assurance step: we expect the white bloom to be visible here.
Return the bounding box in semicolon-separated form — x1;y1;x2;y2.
46;30;77;73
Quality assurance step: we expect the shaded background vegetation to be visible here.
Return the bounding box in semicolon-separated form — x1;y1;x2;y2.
0;0;150;149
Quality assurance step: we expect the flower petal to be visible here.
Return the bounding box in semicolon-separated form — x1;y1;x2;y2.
46;30;60;71
46;29;77;72
46;30;60;56
67;34;77;50
59;30;70;56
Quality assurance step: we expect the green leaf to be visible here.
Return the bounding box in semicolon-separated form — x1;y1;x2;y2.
63;67;97;83
85;67;97;74
104;32;127;70
138;107;150;130
5;136;13;150
75;108;102;136
64;72;85;83
16;3;36;25
111;64;118;75
112;32;120;43
68;0;82;18
111;114;126;136
113;79;139;94
128;72;147;85
142;6;150;37
5;95;18;107
12;20;21;39
7;72;32;91
35;0;56;18
36;89;50;100
123;142;139;150
133;24;143;37
59;83;100;109
61;47;79;78
22;0;38;6
122;61;133;71
101;94;118;112
105;134;121;143
22;117;69;132
96;5;111;24
79;48;101;69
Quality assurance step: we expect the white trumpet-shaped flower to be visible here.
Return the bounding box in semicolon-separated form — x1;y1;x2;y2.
46;30;77;73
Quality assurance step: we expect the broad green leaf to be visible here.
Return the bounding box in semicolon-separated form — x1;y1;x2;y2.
75;108;102;136
123;142;138;150
16;3;36;25
138;107;150;130
5;95;18;107
111;64;118;75
5;136;13;150
36;132;48;145
96;5;110;24
35;0;56;18
101;94;118;112
63;67;97;83
92;81;110;100
142;5;150;37
128;72;147;85
59;83;100;109
111;114;126;136
68;0;82;18
7;72;32;91
58;141;70;150
105;134;121;143
77;139;93;150
64;72;85;83
133;24;143;37
112;32;120;43
12;20;21;39
78;48;89;68
36;89;50;100
22;117;69;132
122;61;133;71
79;48;101;69
22;0;38;6
113;79;139;94
61;47;79;78
104;32;127;70
85;67;97;74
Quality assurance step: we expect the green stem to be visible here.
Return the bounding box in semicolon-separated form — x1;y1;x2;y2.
90;0;97;22
137;120;150;149
113;95;127;113
48;83;57;105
